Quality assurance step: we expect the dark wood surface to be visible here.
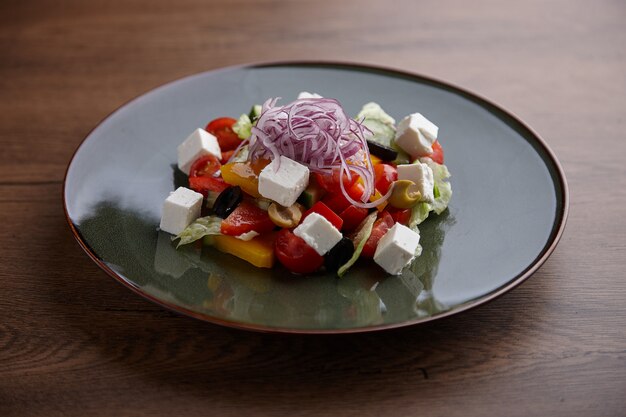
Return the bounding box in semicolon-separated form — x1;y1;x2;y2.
1;0;625;416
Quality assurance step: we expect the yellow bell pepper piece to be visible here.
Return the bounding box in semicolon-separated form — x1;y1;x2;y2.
212;233;276;268
220;159;270;198
370;189;388;212
355;174;388;211
369;154;382;165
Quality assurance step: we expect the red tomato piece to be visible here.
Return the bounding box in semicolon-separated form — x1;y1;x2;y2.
314;169;359;193
361;211;394;258
429;140;444;164
386;207;411;225
274;229;324;274
220;150;236;164
373;163;398;194
302;201;343;230
188;155;226;196
220;201;275;236
189;176;229;196
322;192;350;214
338;205;369;232
322;181;366;214
348;182;366;200
206;117;241;152
189;155;222;178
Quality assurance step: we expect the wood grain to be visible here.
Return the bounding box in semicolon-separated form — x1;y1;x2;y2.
1;0;625;416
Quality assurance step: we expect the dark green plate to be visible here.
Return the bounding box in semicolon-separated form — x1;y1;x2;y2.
64;62;568;333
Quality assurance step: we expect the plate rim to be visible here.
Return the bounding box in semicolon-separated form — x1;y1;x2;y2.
63;60;570;334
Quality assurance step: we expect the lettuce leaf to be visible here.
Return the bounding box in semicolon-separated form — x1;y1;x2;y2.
423;159;452;215
232;113;252;140
175;216;222;247
356;102;397;147
337;212;378;277
408;160;452;228
248;104;262;121
356;102;396;126
409;202;432;230
432;179;452;215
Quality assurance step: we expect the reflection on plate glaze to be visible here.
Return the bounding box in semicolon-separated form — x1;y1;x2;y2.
78;199;453;329
157;213;454;329
166;163;454;328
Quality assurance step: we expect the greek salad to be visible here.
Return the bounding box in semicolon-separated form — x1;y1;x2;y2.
159;93;452;276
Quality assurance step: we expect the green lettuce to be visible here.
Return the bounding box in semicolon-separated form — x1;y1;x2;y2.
407;160;452;228
409;202;432;230
248;104;262;121
356;102;396;126
337;212;378;277
232;113;252;140
423;159;452;215
175;215;222;247
356;102;396;148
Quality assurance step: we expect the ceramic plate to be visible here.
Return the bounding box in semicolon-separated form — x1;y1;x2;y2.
64;62;568;333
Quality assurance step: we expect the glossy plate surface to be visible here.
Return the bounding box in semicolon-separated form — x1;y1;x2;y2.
64;62;568;333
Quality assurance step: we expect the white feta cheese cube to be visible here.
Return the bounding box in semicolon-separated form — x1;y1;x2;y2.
159;187;203;235
177;128;222;175
258;156;310;207
397;162;435;203
394;113;438;158
293;212;342;256
373;223;420;275
297;91;323;99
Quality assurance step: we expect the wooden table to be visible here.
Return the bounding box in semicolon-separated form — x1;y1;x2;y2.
2;0;624;416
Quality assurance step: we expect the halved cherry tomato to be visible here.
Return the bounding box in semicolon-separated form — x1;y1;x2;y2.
361;211;394;258
374;163;397;194
206;117;241;151
338;205;369;232
302;201;343;230
220;201;275;236
429;140;444;164
274;229;324;274
189;176;229;196
188;155;226;196
386;207;411;225
190;155;222;178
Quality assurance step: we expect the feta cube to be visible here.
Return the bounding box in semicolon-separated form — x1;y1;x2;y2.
293;212;342;256
159;187;203;235
394;113;438;158
258;156;310;207
177;128;222;175
373;223;421;275
297;91;323;99
397;162;435;203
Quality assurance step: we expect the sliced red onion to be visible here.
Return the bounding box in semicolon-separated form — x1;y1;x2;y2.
244;97;385;208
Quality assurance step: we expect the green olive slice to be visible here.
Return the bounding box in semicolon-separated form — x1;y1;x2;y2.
268;202;304;228
388;180;421;209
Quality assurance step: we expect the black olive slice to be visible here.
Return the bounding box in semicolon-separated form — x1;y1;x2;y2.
213;186;243;218
324;237;356;272
366;140;398;161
